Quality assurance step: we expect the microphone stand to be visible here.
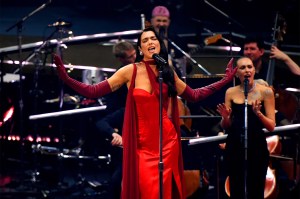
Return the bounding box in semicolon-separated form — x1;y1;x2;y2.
203;0;244;31
243;78;249;199
204;0;244;88
54;27;69;191
4;0;52;193
167;38;211;76
158;26;210;77
27;28;60;190
158;63;164;199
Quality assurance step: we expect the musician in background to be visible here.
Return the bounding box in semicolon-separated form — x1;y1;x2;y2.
103;41;135;113
217;57;275;199
242;36;300;88
270;45;300;76
151;5;190;79
96;108;124;199
242;36;300;123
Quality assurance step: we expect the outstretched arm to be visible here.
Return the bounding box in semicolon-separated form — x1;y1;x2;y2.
177;58;237;102
54;54;129;98
270;45;300;76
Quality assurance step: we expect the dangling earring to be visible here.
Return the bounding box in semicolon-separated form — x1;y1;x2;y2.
139;51;143;56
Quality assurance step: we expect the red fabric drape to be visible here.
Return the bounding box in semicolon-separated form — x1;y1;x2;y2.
121;62;185;199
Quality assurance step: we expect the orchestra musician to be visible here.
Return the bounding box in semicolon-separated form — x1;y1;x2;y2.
242;36;299;122
151;5;190;79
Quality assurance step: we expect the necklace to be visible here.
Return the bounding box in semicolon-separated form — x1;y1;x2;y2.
240;82;256;93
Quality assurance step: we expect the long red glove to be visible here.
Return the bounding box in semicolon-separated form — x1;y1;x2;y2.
53;54;112;98
180;58;237;102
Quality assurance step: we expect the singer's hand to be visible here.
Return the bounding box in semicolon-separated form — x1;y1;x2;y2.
252;100;262;117
223;58;237;81
53;54;68;80
217;103;231;118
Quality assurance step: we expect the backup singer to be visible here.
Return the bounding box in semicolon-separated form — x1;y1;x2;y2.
217;57;275;199
53;26;237;199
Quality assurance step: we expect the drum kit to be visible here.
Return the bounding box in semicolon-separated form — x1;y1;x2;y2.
0;12;141;199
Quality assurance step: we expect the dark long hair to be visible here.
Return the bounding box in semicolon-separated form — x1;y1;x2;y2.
135;27;177;97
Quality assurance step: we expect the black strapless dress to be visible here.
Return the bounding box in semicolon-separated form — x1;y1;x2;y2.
225;102;269;199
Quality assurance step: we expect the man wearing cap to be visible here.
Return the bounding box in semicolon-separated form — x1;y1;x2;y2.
151;5;190;80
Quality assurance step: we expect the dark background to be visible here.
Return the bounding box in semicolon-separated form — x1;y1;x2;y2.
0;1;299;198
0;0;299;41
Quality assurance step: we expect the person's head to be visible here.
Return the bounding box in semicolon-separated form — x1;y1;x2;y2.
113;41;136;65
236;56;256;84
136;26;176;97
136;26;168;62
151;6;171;34
243;36;265;64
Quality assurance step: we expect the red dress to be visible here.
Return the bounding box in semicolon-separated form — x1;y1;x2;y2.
134;88;182;199
54;54;234;199
121;62;184;199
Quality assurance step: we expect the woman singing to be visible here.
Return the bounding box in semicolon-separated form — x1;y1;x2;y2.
54;26;237;199
217;57;275;199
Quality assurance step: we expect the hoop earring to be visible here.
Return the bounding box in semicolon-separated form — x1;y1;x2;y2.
139;51;143;56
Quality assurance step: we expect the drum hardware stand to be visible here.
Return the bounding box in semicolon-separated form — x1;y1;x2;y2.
2;1;52;197
31;144;111;198
167;38;211;76
27;28;61;189
29;106;108;197
51;22;77;193
204;0;245;88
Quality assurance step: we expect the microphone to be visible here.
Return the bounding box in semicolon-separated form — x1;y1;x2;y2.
159;26;166;40
152;53;167;65
141;14;145;30
48;20;72;28
244;77;249;97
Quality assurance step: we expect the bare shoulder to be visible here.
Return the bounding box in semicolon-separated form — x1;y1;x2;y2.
108;63;136;91
224;86;237;102
255;84;274;99
116;63;136;79
262;85;274;98
226;86;238;95
118;63;135;73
